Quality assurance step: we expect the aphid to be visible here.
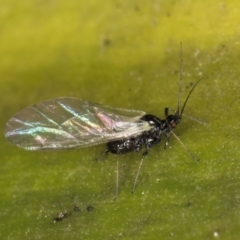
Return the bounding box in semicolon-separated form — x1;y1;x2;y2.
4;44;202;196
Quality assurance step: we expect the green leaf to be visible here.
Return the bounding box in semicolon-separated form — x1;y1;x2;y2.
1;1;240;239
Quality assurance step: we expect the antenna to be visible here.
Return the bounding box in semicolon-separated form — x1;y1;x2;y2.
177;41;183;115
180;77;203;117
177;42;203;117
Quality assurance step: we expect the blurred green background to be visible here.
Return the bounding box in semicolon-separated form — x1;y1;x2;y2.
1;0;240;239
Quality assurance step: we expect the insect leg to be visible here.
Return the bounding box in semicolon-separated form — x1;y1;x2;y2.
96;148;109;162
164;132;171;149
113;156;119;201
171;131;199;161
131;147;149;194
164;107;173;150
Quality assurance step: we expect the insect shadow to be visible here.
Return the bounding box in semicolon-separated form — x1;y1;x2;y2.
4;43;204;198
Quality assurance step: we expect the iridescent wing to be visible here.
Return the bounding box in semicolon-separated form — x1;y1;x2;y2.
5;97;150;150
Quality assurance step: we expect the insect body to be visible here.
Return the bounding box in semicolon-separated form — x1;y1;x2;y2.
4;90;198;154
4;47;202;195
4;78;200;195
107;114;162;155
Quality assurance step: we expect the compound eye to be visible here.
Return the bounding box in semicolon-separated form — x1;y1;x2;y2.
170;116;181;128
167;115;180;129
170;120;177;128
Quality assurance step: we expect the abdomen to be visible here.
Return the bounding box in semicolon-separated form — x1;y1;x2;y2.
107;136;143;154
